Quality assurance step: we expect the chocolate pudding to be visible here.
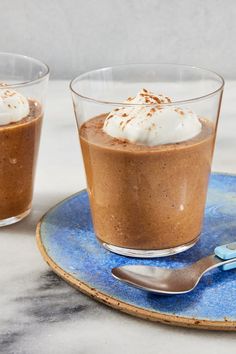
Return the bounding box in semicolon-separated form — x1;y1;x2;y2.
80;113;214;250
0;99;42;220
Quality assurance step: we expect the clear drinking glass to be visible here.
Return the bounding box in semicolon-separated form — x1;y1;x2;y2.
70;64;224;257
0;53;49;226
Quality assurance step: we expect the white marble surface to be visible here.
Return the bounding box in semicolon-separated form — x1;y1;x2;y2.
1;0;236;79
0;81;236;354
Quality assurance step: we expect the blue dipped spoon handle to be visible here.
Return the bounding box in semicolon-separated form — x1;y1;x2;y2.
214;242;236;271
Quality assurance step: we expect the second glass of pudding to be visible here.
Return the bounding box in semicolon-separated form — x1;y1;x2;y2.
0;53;49;226
70;64;224;257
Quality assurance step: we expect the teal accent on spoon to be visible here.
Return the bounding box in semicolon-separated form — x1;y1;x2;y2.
215;242;236;271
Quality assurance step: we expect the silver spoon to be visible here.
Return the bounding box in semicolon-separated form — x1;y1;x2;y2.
112;242;236;295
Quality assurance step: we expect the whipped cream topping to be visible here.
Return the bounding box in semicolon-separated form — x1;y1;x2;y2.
103;89;202;146
0;85;29;125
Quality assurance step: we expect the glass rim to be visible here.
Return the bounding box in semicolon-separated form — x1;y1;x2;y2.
70;63;225;107
0;52;50;88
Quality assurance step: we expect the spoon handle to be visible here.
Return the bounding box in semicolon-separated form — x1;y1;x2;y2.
214;242;236;270
196;242;236;274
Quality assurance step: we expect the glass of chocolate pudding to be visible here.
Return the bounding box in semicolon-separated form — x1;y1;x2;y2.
0;53;49;226
70;64;224;257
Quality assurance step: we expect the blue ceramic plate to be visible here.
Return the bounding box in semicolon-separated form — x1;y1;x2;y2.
37;173;236;330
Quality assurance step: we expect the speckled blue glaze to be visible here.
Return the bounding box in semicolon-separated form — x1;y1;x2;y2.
40;173;236;322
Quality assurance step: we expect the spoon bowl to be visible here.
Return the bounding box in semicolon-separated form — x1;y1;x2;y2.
112;248;236;295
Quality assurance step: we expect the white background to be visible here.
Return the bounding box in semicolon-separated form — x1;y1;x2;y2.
1;0;236;79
